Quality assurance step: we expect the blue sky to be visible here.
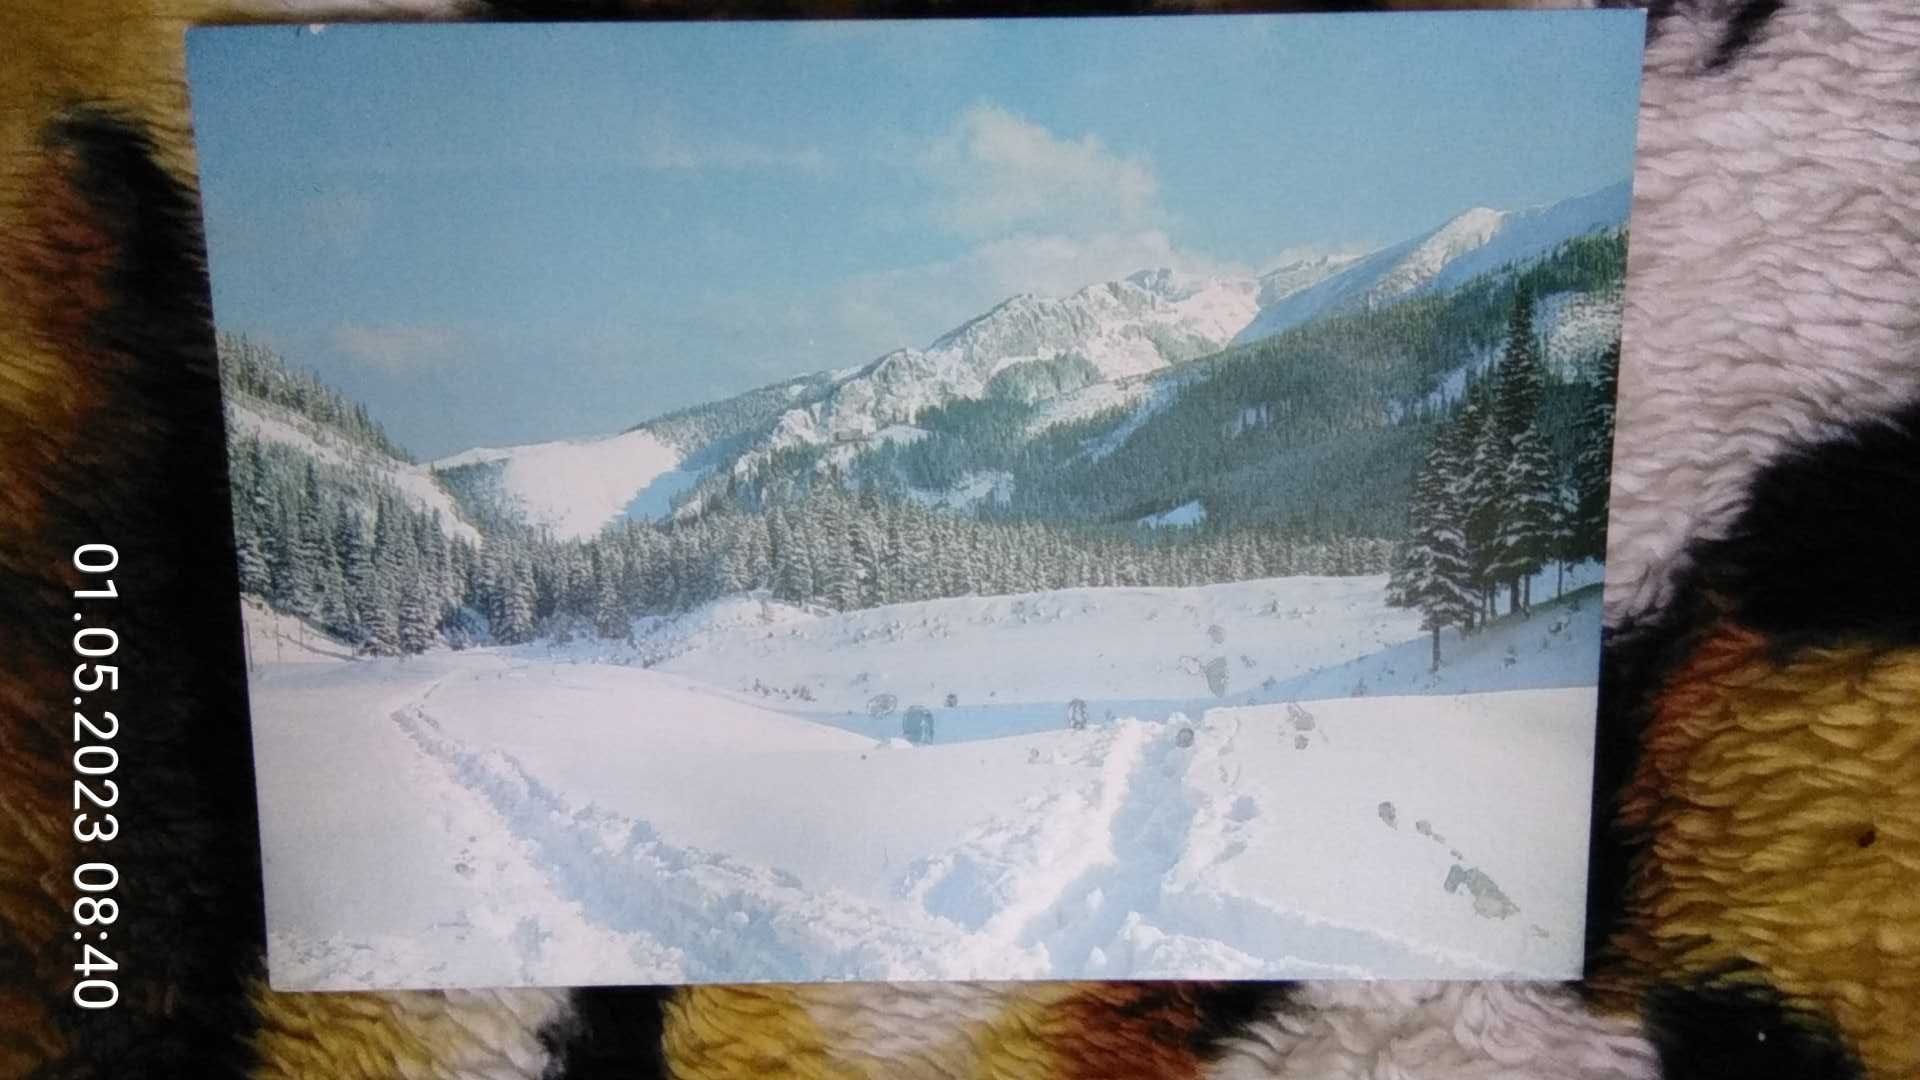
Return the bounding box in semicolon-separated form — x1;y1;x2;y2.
189;12;1643;459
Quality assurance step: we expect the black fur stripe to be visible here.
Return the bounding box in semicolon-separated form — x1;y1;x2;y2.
1644;980;1859;1080
540;986;674;1079
1187;982;1304;1062
1699;396;1920;650
28;110;264;1077
1708;0;1784;69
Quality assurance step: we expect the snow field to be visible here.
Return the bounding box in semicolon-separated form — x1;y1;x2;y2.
1167;690;1592;979
252;572;1600;988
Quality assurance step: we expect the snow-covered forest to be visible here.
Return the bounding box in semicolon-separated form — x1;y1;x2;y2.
224;340;1410;656
1386;290;1618;670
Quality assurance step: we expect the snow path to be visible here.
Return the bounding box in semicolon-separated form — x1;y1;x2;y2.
258;660;684;990
392;702;1004;983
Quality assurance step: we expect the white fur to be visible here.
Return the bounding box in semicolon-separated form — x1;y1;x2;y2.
1208;982;1657;1080
378;987;571;1079
1605;0;1920;625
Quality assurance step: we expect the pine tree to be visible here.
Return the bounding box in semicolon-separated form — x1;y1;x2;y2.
288;463;329;618
718;530;751;595
501;552;537;643
1550;476;1578;599
1386;439;1479;671
1452;382;1501;623
899;506;936;601
744;515;772;592
849;517;883;608
1490;424;1557;612
267;503;299;613
341;514;375;646
397;574;435;655
594;555;627;639
1486;289;1547;612
234;514;271;598
230;435;272;596
362;573;399;656
1568;341;1620;565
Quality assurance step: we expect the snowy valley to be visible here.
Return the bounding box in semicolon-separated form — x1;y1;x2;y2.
222;178;1625;989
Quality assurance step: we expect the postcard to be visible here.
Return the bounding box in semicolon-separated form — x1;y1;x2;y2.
188;11;1644;989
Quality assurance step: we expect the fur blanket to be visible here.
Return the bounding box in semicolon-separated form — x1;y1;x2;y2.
1;1;1914;1077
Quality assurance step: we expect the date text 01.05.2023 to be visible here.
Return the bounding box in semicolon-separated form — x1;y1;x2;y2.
70;543;121;1011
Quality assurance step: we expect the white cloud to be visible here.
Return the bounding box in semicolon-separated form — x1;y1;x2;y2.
334;323;459;374
921;104;1161;237
804;104;1237;362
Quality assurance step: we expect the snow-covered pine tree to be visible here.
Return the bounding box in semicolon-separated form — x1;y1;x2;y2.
1387;439;1479;671
1453;376;1502;621
1487;288;1547;612
266;499;299;611
232;459;272;599
340;515;375;646
899;505;936;601
743;515;772;593
1550;475;1578;599
848;518;881;608
361;572;399;656
500;550;537;643
770;510;807;603
877;511;906;604
475;542;504;632
593;549;627;639
619;530;650;614
397;574;435;655
286;462;332;619
1490;424;1557;612
229;435;271;596
317;541;351;635
426;515;454;618
822;533;861;612
719;528;751;595
1569;340;1620;565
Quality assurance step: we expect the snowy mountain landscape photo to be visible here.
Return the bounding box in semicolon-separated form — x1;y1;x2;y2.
187;13;1646;988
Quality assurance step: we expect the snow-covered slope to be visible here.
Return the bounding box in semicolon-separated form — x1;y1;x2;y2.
757;184;1623;465
1537;288;1625;379
1234;181;1632;345
228;397;482;544
413;183;1625;531
763;270;1261;452
433;428;690;541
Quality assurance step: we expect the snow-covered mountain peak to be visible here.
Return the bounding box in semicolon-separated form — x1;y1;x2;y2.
753;268;1264;458
1233;181;1630;345
1124;267;1216;302
1369;206;1509;298
1255;253;1364;307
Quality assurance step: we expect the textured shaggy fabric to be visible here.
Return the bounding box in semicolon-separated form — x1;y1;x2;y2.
2;1;1918;1078
1605;0;1920;624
